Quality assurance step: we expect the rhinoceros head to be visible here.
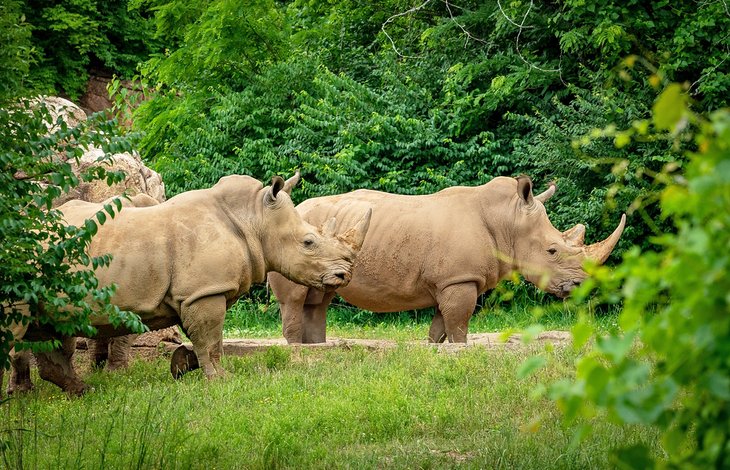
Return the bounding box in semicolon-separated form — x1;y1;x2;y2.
510;176;626;298
261;172;371;292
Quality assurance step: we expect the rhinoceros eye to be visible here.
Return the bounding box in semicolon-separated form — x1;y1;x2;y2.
303;236;316;248
547;248;558;255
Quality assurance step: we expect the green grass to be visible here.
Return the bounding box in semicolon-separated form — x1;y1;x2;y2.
1;345;658;469
2;286;635;468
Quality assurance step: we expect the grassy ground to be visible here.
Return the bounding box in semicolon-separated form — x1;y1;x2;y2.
1;345;657;469
2;289;643;468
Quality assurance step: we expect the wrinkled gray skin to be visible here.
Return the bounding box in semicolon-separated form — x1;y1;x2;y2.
269;176;625;344
10;173;371;395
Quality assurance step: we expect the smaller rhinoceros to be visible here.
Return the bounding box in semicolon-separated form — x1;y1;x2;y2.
5;193;167;396
16;172;371;395
268;176;625;344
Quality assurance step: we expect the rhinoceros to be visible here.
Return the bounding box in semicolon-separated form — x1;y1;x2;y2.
268;176;625;344
5;193;165;395
12;173;371;395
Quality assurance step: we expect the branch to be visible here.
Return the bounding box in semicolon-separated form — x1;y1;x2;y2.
497;0;563;76
381;0;434;59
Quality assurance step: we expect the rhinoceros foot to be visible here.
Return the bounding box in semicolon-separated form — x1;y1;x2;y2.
170;344;200;379
7;350;34;395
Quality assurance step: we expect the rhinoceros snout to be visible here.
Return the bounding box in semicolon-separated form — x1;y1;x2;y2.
557;279;582;298
322;270;351;290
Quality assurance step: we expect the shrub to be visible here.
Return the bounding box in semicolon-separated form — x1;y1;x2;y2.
533;84;730;468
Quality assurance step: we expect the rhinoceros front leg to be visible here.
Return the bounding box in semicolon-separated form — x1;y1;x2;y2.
301;290;337;344
35;336;88;396
180;295;227;379
271;274;310;344
7;349;34;394
436;283;478;343
89;337;110;368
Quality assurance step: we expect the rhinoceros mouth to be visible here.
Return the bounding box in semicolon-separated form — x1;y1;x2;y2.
321;270;351;291
554;279;582;298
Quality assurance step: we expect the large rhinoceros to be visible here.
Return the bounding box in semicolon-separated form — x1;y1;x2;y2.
13;173;371;395
268;176;625;344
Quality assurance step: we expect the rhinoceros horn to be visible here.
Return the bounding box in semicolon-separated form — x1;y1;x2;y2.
340;208;373;252
562;224;586;246
535;183;556;203
583;214;627;264
322;217;337;238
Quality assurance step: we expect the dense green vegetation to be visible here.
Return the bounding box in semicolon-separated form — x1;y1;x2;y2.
8;0;729;251
538;87;730;468
2;0;729;467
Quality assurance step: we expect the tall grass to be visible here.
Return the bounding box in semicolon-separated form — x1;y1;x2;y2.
2;345;657;469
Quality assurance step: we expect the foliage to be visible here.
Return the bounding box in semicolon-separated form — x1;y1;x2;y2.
0;99;146;370
130;0;729;255
530;86;730;467
20;0;160;99
0;1;34;103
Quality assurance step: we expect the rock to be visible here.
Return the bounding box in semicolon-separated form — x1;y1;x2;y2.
133;326;183;347
35;96;88;130
52;148;166;207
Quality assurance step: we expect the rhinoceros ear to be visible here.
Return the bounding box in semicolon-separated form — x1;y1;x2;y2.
282;170;301;195
265;176;286;205
516;176;534;205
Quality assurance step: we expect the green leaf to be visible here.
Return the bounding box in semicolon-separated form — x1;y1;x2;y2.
610;444;655;470
571;321;594;350
96;211;106;225
652;84;687;132
84;218;98;236
517;355;547;379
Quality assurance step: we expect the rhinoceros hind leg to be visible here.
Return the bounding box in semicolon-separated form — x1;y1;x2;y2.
301;290;337;344
7;349;34;394
35;337;88;396
428;310;447;343
437;283;478;343
89;337;109;368
170;344;200;379
181;295;227;379
106;334;135;371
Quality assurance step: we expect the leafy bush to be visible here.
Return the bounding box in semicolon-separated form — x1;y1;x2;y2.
0;99;146;369
534;85;730;468
131;0;728;257
21;0;161;98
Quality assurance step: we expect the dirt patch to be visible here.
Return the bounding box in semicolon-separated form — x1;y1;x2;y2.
67;331;572;371
148;330;572;360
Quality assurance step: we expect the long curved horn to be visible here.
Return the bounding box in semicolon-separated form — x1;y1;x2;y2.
282;170;301;195
562;223;586;246
584;214;627;264
535;183;556;204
